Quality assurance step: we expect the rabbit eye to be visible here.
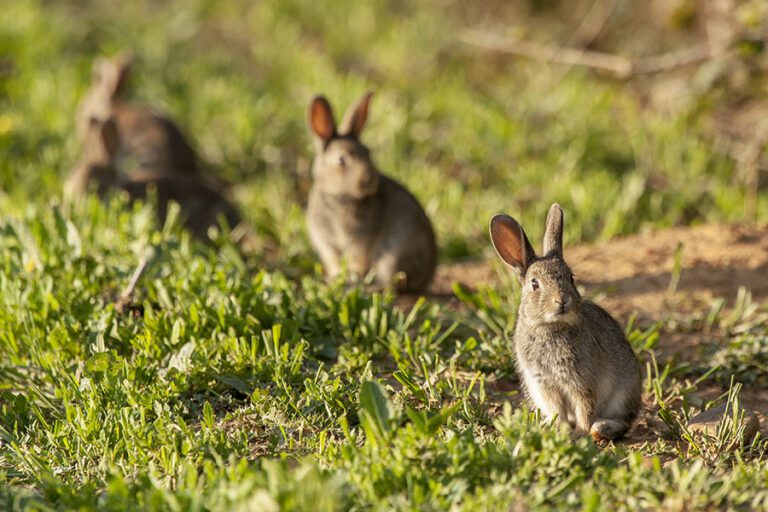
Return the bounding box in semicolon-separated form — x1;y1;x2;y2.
337;155;347;167
530;278;539;291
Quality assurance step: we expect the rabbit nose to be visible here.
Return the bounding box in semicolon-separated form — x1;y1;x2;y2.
555;296;571;313
359;175;373;188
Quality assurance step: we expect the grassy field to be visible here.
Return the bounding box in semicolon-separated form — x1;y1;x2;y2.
1;0;768;510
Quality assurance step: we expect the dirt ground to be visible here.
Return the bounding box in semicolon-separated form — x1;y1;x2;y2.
430;223;768;445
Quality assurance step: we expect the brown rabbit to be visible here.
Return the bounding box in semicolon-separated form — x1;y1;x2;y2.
306;92;437;293
76;54;199;176
67;117;241;240
489;204;642;442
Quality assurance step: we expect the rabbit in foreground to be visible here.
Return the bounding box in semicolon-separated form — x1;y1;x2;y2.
306;92;437;293
67;117;241;240
76;54;199;176
489;204;641;442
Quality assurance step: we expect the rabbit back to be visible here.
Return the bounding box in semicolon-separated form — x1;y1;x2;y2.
375;174;437;291
581;301;642;423
111;103;199;174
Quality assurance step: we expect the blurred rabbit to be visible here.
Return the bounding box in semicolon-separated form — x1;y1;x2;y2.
67;117;242;240
76;53;199;176
306;92;437;293
489;204;641;442
66;117;120;200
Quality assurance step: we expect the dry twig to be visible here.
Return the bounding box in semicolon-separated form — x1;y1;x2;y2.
459;29;715;79
114;252;153;314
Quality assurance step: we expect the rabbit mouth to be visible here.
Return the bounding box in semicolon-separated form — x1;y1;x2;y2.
543;308;579;325
352;180;379;198
357;174;379;194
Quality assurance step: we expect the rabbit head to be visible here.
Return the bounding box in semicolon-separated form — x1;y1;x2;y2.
76;54;132;142
307;92;379;199
66;117;120;199
490;203;582;326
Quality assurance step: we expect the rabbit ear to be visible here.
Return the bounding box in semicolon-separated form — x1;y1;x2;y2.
490;214;536;276
339;91;373;138
543;203;564;256
308;96;337;144
93;54;132;99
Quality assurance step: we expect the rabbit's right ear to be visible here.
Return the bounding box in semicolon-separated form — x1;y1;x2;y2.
92;54;132;99
490;214;536;277
339;91;373;138
308;96;337;145
543;203;564;256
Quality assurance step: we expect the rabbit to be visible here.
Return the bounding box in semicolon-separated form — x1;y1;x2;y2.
66;117;121;201
76;53;200;177
67;117;242;241
306;91;437;293
489;203;641;442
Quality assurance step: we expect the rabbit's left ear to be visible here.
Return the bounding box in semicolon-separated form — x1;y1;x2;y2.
490;214;536;279
308;95;337;144
543;203;564;256
339;91;373;138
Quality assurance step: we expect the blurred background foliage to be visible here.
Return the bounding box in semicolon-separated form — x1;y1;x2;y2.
0;0;766;260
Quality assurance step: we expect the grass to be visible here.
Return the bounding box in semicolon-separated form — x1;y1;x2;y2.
1;0;768;509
